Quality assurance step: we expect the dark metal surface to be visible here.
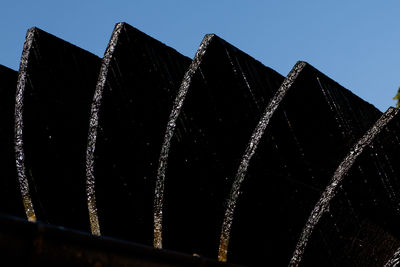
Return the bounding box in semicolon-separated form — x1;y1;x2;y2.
225;63;382;266
15;27;101;231
156;34;284;259
300;108;400;266
0;23;399;267
0;214;240;267
0;65;25;218
86;22;191;244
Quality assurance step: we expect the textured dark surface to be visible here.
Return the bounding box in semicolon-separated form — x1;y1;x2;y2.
0;65;24;217
1;23;399;267
301;109;400;266
226;63;382;266
160;35;284;258
302;200;400;267
0;214;240;267
16;27;100;231
89;23;191;244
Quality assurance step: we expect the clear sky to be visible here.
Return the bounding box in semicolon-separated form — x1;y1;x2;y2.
1;1;399;111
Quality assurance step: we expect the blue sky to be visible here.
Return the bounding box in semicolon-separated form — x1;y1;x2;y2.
1;1;399;111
